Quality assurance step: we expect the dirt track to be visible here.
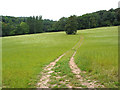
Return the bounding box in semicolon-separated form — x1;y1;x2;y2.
37;36;104;88
37;53;66;88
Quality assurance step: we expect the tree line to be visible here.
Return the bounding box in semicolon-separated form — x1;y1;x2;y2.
1;8;120;36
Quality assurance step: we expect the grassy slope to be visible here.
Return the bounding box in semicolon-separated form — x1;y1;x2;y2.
2;26;118;88
75;26;118;87
2;32;80;88
50;38;86;88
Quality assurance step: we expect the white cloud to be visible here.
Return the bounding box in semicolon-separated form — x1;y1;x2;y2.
0;0;119;20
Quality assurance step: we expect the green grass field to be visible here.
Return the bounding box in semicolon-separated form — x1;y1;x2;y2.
2;26;118;88
75;26;118;87
2;32;80;88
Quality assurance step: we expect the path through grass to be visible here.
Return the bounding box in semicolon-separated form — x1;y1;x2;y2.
2;32;80;88
48;36;104;88
2;26;118;88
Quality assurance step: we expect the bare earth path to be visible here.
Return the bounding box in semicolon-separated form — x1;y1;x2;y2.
37;53;66;88
69;51;104;88
37;36;104;88
69;37;104;88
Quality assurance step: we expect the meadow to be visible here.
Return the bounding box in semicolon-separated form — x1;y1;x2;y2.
75;26;118;87
2;32;80;88
2;26;118;88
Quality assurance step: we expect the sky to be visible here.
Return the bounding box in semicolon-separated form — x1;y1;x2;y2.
0;0;119;20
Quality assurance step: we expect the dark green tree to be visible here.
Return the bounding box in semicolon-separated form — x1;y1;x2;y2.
36;16;43;33
53;17;67;31
65;15;78;34
2;22;15;36
27;16;34;34
2;8;120;37
15;25;22;35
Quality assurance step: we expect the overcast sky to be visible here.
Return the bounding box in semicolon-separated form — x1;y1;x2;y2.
0;0;119;20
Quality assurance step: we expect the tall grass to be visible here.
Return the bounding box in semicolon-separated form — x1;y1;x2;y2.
2;26;118;88
2;32;80;88
75;26;118;87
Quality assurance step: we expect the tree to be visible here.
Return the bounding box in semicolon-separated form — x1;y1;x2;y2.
116;8;120;22
36;16;43;33
43;19;56;32
89;15;97;28
65;15;78;34
27;16;34;34
2;22;14;36
15;25;22;35
53;17;67;31
20;22;29;34
1;8;120;37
